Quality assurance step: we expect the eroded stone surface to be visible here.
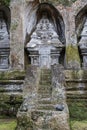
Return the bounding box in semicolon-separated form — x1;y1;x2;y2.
0;11;10;69
26;16;64;68
16;65;70;130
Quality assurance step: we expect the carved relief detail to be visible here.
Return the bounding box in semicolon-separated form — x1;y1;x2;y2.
79;19;87;68
26;16;64;68
0;11;10;69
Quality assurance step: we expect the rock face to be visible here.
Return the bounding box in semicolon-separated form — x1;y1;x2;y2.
1;0;87;129
16;65;70;130
16;1;70;129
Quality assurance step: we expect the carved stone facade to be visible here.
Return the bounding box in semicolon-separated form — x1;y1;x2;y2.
79;19;87;68
0;11;10;69
26;16;64;68
1;0;87;130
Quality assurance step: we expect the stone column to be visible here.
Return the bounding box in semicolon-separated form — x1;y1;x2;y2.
10;0;24;70
65;7;80;69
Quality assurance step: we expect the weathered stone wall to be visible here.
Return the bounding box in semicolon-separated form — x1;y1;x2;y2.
9;0;87;70
0;70;25;117
65;70;87;121
10;0;24;70
0;0;87;127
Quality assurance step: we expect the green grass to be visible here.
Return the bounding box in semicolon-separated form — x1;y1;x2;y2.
69;101;87;130
0;119;17;130
70;120;87;130
68;101;87;121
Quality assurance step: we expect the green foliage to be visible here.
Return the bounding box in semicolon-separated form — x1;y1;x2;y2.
0;0;10;6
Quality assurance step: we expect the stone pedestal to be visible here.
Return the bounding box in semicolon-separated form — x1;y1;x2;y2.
0;45;10;69
80;47;87;69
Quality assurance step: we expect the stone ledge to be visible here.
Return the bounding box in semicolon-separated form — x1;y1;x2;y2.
64;69;87;80
0;70;25;80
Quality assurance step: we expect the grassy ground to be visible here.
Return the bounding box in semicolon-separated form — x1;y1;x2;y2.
0;118;87;130
68;101;87;130
70;120;87;130
0;119;17;130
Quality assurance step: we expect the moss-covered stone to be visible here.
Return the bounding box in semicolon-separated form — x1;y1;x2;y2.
0;94;23;117
0;71;25;80
66;45;81;69
65;70;87;80
66;45;80;63
16;115;34;130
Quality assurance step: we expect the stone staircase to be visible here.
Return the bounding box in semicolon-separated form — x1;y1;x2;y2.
37;69;54;111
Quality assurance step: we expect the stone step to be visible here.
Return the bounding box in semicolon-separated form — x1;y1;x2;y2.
38;84;52;89
38;87;52;92
67;99;87;102
38;93;51;98
31;109;53;115
40;79;51;84
41;75;51;78
37;104;54;110
38;88;52;94
38;91;51;94
66;91;87;95
66;87;87;91
38;98;52;104
41;74;51;78
41;69;51;74
67;94;87;98
39;81;51;85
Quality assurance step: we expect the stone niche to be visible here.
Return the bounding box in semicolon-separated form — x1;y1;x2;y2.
76;5;87;68
0;7;10;70
79;19;87;69
26;3;65;68
26;16;64;68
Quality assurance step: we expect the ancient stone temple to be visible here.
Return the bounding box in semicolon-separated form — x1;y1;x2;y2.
0;0;87;130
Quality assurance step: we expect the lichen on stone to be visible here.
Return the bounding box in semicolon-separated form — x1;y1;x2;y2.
0;70;25;80
66;44;81;69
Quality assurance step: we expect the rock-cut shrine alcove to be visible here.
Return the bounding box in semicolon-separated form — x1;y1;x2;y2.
25;3;65;68
0;5;10;70
76;5;87;68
